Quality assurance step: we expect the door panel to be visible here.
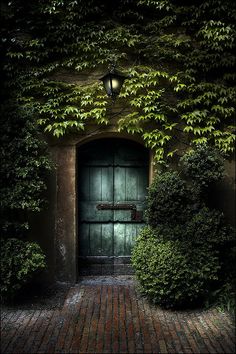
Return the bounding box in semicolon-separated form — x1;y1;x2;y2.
124;224;137;254
113;223;139;256
79;202;113;222
79;224;90;256
114;167;126;201
79;223;113;256
78;139;149;275
114;167;140;201
114;144;148;166
79;167;113;201
101;224;113;255
89;224;113;256
101;167;113;201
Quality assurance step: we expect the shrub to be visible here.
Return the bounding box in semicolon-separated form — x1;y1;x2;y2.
179;143;225;190
184;207;235;245
133;144;235;310
155;207;235;246
216;245;236;315
215;282;236;315
1;238;46;300
146;171;193;227
131;227;220;309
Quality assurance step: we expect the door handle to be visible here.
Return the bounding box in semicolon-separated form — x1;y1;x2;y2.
96;203;142;221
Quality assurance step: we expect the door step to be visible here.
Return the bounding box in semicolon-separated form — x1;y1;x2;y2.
77;275;136;285
78;263;134;276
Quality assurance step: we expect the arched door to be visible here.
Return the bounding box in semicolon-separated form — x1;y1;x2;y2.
77;138;149;275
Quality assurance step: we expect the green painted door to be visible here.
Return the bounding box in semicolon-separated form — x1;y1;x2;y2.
78;139;149;275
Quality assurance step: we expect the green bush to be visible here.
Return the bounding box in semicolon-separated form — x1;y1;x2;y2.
146;171;193;227
155;207;234;246
1;238;46;300
179;143;225;190
184;207;235;245
215;282;236;315
131;227;220;309
213;245;236;315
132;144;235;310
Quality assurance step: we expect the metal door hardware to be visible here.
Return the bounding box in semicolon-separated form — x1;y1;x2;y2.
96;203;142;221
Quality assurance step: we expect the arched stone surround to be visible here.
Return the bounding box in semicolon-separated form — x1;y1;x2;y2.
53;131;154;282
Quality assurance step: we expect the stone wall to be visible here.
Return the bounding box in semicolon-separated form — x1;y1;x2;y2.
29;69;236;284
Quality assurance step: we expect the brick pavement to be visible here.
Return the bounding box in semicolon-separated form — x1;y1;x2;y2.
1;277;235;353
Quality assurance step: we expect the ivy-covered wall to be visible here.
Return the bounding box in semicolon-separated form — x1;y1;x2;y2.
1;0;235;162
1;0;235;281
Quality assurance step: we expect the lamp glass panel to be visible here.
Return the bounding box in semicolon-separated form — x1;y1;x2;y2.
111;78;120;90
101;73;126;96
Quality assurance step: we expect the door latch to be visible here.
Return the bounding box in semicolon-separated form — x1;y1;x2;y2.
96;203;142;221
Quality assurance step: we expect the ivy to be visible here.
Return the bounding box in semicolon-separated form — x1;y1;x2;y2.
0;102;52;237
1;0;236;163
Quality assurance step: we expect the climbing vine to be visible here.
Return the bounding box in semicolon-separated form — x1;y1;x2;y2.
1;0;236;162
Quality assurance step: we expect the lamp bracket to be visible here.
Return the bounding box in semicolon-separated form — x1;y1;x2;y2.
108;61;116;73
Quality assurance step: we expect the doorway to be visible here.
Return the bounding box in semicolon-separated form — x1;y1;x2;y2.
77;138;149;275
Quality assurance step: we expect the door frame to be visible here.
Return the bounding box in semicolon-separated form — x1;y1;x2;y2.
54;132;154;283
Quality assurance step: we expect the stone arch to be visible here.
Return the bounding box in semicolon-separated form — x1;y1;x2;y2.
75;132;154;185
76;131;145;147
54;131;154;282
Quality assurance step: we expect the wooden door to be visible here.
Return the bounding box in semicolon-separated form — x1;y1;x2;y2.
77;139;149;275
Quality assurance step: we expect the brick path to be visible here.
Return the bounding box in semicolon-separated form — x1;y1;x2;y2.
1;277;235;353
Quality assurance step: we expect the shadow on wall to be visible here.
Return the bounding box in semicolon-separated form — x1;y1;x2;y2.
208;157;235;227
28;167;57;284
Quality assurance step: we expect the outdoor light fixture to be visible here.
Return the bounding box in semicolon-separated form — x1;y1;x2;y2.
99;63;128;100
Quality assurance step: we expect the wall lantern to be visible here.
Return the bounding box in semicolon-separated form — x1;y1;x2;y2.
99;64;128;100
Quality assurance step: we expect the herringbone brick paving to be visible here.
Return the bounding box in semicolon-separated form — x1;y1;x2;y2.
1;278;235;353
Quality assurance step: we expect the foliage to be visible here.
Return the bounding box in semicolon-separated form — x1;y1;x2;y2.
132;144;235;309
184;207;235;246
214;282;236;315
0;238;46;300
0;103;52;237
154;207;235;246
205;244;236;315
145;171;192;227
131;227;220;308
180;143;225;190
1;0;235;163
